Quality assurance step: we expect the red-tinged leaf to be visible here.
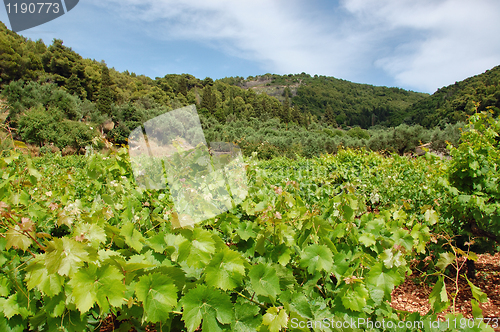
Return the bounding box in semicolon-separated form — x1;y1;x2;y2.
5;225;32;251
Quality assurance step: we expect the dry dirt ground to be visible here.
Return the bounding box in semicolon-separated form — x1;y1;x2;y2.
391;252;500;331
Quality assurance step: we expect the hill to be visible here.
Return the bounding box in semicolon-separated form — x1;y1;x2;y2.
402;65;500;128
221;73;429;128
0;20;493;158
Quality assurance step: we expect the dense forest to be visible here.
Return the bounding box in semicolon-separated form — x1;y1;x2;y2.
1;21;499;158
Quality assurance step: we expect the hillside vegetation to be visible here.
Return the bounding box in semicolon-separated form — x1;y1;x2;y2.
0;20;498;158
402;66;500;128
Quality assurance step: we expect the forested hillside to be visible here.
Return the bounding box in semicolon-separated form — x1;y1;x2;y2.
223;73;429;127
0;20;498;158
402;65;500;128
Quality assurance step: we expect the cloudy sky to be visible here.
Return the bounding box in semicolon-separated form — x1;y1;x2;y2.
1;0;500;93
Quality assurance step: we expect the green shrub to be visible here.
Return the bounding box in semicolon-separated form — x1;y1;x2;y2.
347;127;370;140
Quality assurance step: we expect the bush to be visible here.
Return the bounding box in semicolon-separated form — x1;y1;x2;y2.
2;80;81;122
18;105;61;146
18;105;96;149
347;127;370;140
444;112;500;254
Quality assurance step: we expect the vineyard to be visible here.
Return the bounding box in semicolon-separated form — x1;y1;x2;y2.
0;113;499;331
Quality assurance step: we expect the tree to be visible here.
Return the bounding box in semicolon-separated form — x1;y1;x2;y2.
323;104;336;127
97;66;115;116
65;73;87;99
178;76;188;96
201;85;216;112
18;105;59;147
290;106;302;125
282;88;291;123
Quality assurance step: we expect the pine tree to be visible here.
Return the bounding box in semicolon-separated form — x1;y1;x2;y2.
324;104;336;127
282;88;291;123
179;76;188;97
201;85;216;112
97;66;114;116
66;73;86;99
291;106;302;125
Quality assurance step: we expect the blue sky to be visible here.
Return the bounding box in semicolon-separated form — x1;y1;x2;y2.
1;0;500;93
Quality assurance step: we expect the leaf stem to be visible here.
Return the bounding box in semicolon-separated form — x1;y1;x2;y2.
235;291;267;309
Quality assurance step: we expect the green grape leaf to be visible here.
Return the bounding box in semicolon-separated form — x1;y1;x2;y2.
299;244;333;274
465;275;488;303
236;221;256;241
0;315;25;332
135;273;178;323
281;291;313;320
231;302;262;332
471;299;484;319
120;222;145;252
436;252;455;271
248;263;281;301
147;232;168;253
1;293;31;319
205;247;246;290
365;262;402;299
178;228;216;268
73;223;106;246
380;249;405;269
25;258;64;297
44;238;90;276
262;307;288;332
44;293;66;318
67;264;125;313
429;276;449;313
424;209;438;225
271;245;292;266
180;285;233;332
358;233;376;247
0;275;11;297
340;283;369;312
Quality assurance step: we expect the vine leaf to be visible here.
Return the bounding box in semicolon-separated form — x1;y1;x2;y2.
231;302;261;332
429;276;449;313
340;283;369;312
465;275;488;303
262;307;288;332
436;252;455;271
135;273;178;323
25;258;64;297
178;228;216;268
5;225;32;251
44;238;90;277
1;293;31;319
365;262;402;303
68;264;125;313
204;247;246;290
120;222;145;252
248;263;281;301
180;285;233;332
299;244;333;274
73;223;106;247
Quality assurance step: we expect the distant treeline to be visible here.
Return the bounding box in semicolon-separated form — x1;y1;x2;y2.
0;21;497;157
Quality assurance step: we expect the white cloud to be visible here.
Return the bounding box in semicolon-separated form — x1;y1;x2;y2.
341;0;500;92
88;0;372;79
88;0;500;92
